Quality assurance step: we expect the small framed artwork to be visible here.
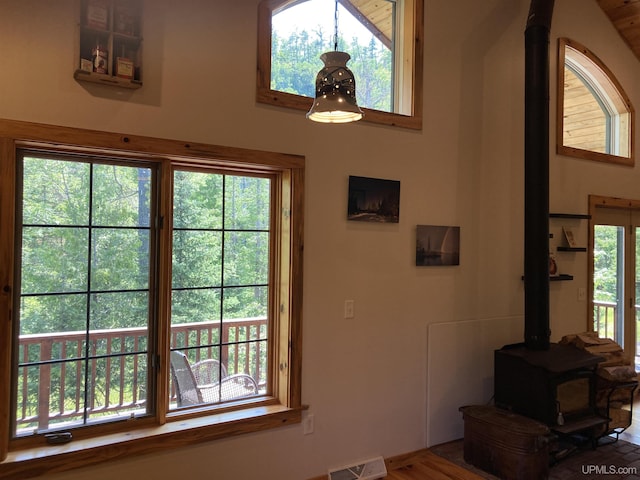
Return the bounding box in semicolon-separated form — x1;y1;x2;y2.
347;175;400;223
562;226;577;248
416;225;460;266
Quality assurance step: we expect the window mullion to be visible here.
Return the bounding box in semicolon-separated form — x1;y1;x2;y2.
82;163;94;427
156;160;174;423
218;175;226;397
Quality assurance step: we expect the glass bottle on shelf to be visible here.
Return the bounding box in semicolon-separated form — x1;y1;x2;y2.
92;40;108;74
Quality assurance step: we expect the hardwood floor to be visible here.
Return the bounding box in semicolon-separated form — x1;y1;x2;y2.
307;449;486;480
309;399;640;480
383;450;485;480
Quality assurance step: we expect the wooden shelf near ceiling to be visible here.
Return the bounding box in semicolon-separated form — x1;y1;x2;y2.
75;0;143;89
74;69;142;89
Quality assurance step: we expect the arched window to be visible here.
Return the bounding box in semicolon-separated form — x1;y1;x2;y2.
557;38;634;166
257;0;424;129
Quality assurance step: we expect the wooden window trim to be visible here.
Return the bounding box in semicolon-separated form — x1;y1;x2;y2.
2;405;302;480
587;194;640;339
557;38;635;166
256;0;424;130
0;119;305;479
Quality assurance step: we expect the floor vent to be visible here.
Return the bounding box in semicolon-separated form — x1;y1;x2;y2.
328;456;387;480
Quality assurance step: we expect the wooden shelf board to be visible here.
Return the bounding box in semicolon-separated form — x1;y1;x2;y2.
521;274;574;281
552;415;607;435
551;274;574;281
550;213;591;219
74;69;142;89
557;246;587;252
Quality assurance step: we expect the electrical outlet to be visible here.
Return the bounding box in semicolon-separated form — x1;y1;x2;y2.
303;413;314;435
344;300;355;319
578;288;586;301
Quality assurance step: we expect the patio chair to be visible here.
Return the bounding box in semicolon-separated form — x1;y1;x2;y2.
191;357;228;386
170;350;259;407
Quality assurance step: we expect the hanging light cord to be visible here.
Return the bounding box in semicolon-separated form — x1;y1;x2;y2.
333;0;339;51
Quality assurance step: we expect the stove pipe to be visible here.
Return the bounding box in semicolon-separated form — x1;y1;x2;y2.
524;0;554;350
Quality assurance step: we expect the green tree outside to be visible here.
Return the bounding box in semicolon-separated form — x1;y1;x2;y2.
16;156;270;432
271;28;393;112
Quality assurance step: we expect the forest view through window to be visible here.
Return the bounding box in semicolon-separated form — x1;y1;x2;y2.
170;170;270;407
1;121;303;476
15;154;154;434
13;153;272;436
271;0;395;112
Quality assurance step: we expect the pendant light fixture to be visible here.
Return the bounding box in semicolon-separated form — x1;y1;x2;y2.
306;0;363;123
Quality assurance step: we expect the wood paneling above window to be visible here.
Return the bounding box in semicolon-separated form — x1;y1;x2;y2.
563;67;608;154
597;0;640;62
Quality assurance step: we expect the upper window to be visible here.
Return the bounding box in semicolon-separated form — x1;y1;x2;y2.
0;120;304;478
557;38;634;166
257;0;424;129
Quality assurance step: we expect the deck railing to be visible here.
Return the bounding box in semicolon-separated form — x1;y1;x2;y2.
16;317;267;433
18;304;635;432
594;300;618;339
593;300;640;368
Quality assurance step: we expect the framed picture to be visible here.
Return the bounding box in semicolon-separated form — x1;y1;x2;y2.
416;225;460;266
562;226;577;248
347;176;400;223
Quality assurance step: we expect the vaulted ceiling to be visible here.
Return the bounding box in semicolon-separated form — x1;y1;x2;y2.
344;0;640;63
596;0;640;62
283;1;640;63
339;0;393;48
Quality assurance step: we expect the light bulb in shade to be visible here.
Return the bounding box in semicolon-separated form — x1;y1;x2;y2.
307;51;363;124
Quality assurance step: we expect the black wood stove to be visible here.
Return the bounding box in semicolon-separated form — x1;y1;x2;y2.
495;343;605;435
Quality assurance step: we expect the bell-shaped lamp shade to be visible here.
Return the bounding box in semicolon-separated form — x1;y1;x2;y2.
307;51;363;123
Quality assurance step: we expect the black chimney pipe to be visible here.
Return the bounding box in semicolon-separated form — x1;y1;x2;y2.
524;0;554;350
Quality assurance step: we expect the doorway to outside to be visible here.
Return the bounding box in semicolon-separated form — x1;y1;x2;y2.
589;195;640;371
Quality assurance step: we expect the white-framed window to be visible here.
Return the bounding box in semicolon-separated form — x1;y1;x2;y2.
257;0;424;130
557;37;634;166
0;119;304;478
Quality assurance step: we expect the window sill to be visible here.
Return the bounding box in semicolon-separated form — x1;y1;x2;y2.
557;145;634;167
256;88;423;130
0;404;302;480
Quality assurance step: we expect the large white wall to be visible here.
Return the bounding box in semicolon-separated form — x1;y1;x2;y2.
1;0;639;478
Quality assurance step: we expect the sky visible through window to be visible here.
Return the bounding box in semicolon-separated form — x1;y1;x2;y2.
270;0;395;113
272;0;378;51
